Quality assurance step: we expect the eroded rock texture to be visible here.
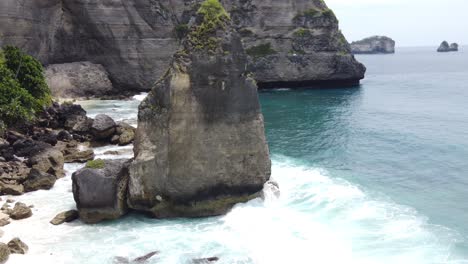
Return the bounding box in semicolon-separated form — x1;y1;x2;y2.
128;0;271;218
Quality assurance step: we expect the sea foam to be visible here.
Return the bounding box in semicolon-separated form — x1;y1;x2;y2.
2;154;463;264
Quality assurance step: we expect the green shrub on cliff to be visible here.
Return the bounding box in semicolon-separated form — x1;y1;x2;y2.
0;63;39;126
2;46;51;107
175;24;189;40
0;46;51;127
189;0;230;51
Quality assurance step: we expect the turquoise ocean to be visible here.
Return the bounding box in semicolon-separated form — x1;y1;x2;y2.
3;46;468;263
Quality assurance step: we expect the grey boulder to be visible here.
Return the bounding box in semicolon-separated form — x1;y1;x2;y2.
23;168;57;192
7;238;28;254
9;202;32;220
91;114;116;140
50;210;79;225
0;183;24;196
28;148;65;178
72;159;130;223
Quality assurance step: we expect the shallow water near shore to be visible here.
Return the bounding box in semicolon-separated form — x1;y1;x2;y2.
3;46;468;263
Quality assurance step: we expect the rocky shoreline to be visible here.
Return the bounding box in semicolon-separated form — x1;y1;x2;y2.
0;99;137;262
0;102;136;196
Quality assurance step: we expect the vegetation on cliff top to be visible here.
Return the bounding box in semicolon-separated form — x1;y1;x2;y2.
188;0;230;52
0;46;51;127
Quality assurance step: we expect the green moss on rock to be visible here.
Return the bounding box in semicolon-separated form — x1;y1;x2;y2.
293;28;311;37
86;159;105;169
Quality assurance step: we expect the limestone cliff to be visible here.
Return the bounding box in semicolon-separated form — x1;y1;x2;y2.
128;0;271;218
351;36;396;54
0;0;365;92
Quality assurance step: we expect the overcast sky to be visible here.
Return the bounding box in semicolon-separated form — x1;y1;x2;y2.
326;0;468;47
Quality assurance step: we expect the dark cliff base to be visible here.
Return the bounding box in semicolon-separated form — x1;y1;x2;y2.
258;79;361;90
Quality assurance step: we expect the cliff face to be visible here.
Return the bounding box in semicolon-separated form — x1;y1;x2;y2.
225;0;366;88
351;36;396;54
128;0;271;218
0;0;365;92
0;0;180;91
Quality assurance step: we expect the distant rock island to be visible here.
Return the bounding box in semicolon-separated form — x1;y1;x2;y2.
351;36;395;54
437;41;458;52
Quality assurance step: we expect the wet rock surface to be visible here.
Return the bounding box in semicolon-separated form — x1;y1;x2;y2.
9;202;32;220
72;159;130;223
56;141;95;163
91;114;116;140
192;257;219;263
50;210;79;225
7;237;28;254
23;169;57;192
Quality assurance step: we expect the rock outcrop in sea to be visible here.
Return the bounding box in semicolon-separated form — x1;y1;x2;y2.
128;0;271;218
437;41;458;52
351;36;396;54
0;0;365;93
72;159;130;223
